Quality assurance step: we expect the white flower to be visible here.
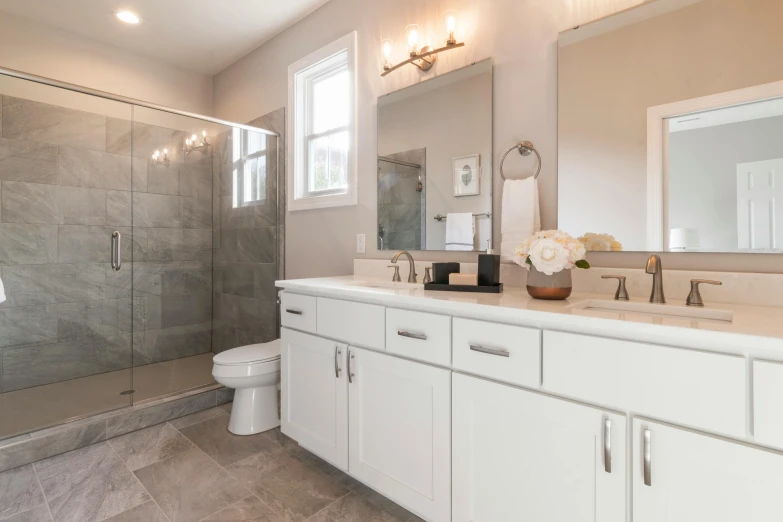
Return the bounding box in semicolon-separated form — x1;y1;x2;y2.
579;233;623;252
528;238;569;275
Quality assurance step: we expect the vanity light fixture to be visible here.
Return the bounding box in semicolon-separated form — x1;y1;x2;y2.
115;10;140;24
151;149;169;166
184;130;209;154
381;11;465;77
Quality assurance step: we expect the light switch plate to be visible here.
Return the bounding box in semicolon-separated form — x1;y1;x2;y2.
356;233;366;254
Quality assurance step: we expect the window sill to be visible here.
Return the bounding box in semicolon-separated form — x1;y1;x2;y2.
289;190;357;211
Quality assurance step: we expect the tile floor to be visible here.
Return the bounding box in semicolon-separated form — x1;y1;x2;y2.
0;354;215;441
0;403;424;522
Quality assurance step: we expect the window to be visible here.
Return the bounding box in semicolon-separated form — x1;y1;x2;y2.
288;31;357;211
232;127;269;208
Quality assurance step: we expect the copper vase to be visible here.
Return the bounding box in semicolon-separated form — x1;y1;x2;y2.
526;266;572;300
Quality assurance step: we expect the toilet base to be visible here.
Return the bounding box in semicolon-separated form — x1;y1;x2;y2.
228;384;280;435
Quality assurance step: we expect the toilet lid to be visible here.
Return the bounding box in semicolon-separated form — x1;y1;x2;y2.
213;339;281;366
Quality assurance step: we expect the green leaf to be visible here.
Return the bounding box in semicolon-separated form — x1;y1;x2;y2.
525;257;532;265
575;259;590;269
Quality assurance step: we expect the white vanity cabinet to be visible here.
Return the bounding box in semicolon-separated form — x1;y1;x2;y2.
633;419;783;522
280;328;348;469
453;373;626;522
348;347;451;522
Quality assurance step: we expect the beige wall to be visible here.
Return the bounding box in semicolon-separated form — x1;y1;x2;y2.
213;0;783;278
0;12;213;114
559;0;783;253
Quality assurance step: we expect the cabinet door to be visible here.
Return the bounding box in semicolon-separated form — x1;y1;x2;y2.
348;347;451;522
633;419;783;522
281;328;348;470
453;373;626;522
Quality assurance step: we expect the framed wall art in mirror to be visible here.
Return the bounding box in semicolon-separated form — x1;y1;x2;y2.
377;58;492;252
557;0;783;254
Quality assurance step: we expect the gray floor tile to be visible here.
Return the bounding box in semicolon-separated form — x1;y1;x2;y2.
178;415;283;467
100;501;168;522
360;490;415;522
219;402;232;413
306;493;400;522
226;452;348;522
329;470;374;497
134;447;249;522
169;407;228;430
35;442;150;522
0;464;45;519
109;423;193;471
201;496;284;521
1;504;52;522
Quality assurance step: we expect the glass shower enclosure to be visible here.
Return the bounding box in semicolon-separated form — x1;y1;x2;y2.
0;70;280;441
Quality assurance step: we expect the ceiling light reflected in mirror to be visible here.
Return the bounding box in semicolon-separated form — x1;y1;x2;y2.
115;10;140;25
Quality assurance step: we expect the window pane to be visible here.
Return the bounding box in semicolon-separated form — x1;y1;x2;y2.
328;131;348;189
247;132;266;155
308;135;330;191
312;67;349;134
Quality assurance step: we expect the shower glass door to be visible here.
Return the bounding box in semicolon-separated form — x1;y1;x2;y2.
0;74;134;440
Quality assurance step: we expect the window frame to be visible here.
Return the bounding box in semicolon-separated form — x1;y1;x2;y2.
288;31;358;211
232;127;270;209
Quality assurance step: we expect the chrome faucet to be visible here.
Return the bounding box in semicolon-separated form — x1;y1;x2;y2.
645;254;665;304
391;250;417;283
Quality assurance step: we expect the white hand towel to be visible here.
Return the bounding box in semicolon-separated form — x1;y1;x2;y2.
0;273;5;304
445;213;475;251
501;177;541;262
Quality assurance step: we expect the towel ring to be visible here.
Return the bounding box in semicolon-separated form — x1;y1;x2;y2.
500;141;541;181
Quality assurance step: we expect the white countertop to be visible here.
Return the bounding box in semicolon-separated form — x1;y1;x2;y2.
276;276;783;359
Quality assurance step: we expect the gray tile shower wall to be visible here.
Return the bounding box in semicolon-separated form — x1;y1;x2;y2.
211;108;285;353
0;94;215;392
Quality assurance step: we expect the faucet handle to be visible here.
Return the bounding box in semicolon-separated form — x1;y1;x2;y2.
388;265;401;282
423;267;432;284
686;279;722;307
602;275;629;301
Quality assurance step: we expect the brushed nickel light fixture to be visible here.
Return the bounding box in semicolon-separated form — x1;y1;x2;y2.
381;10;465;77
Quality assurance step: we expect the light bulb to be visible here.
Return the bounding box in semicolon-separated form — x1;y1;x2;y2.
406;24;420;55
115;10;140;24
202;130;207;137
163;149;168;156
382;39;392;59
444;10;458;44
191;134;197;142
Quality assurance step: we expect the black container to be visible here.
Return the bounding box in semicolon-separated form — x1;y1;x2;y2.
477;253;501;286
431;262;460;284
424;283;503;294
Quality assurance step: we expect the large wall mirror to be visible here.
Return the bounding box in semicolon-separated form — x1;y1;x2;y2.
377;58;492;252
558;0;783;253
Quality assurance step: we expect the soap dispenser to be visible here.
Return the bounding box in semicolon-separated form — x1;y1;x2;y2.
478;240;500;286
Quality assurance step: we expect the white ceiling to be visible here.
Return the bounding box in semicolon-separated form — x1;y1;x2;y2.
0;0;332;75
669;97;783;133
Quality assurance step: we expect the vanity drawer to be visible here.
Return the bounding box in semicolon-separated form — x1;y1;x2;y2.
543;331;746;437
452;318;541;388
280;293;317;333
753;360;783;448
386;308;451;366
317;297;385;350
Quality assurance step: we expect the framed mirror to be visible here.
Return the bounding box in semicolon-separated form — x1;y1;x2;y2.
377;58;492;252
558;0;783;253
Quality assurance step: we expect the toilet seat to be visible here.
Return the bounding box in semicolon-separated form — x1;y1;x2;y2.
213;339;281;366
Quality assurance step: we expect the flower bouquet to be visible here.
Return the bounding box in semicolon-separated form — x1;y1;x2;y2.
513;230;590;300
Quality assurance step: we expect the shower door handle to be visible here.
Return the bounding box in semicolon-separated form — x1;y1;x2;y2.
111;231;122;271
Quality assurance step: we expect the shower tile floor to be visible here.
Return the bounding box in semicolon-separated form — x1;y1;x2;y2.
0;353;215;441
0;405;423;522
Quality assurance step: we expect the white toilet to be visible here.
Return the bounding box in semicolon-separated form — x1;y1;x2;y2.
212;339;281;435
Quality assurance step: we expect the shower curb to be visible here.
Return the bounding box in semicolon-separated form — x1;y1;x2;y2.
0;384;234;473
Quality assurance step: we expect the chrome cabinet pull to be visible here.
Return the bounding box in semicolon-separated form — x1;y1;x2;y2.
469;344;510;358
397;330;427;341
347;351;355;383
111;231;121;271
285;308;303;315
603;418;612;474
643;429;652;486
334;346;342;378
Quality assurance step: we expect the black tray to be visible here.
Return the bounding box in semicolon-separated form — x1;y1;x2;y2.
424;283;503;294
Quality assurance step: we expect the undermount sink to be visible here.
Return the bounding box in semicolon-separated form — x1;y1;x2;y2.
568;299;734;324
344;280;422;290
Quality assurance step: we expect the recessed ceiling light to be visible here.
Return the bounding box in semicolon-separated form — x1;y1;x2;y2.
115;10;140;24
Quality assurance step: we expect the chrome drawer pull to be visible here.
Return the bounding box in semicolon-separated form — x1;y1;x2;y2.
397;330;427;341
643;429;652;486
469;344;510;358
334;346;342;378
603;418;612;474
285;308;303;315
348;351;355;383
